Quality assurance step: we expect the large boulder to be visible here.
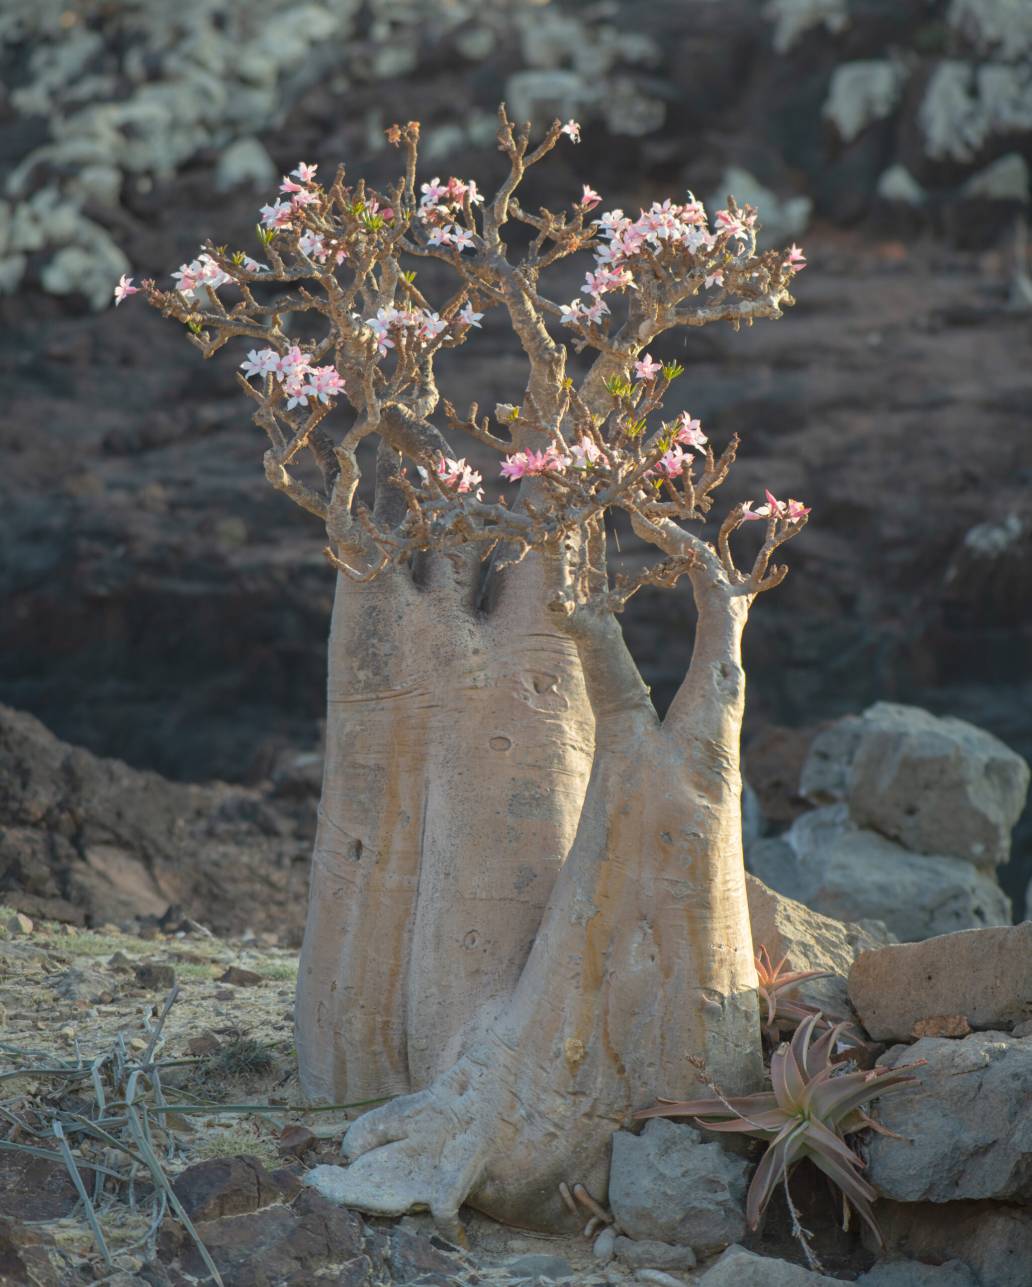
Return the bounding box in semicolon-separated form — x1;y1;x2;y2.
871;1200;1032;1287
846;703;1029;868
698;1244;839;1285
867;1034;1032;1204
607;1118;748;1251
748;805;1011;942
848;923;1032;1041
856;1261;978;1286
746;873;892;1018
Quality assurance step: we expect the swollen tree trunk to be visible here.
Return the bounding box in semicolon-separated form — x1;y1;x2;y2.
306;553;763;1237
296;552;595;1102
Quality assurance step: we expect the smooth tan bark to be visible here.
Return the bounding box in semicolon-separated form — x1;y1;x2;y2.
312;558;762;1236
296;553;595;1102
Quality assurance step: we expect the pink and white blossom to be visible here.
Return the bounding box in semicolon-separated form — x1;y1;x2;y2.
579;185;602;210
704;269;724;289
674;413;707;451
742;489;811;522
259;199;294;230
450;226;475;252
560;120;581;143
784;244;807;273
240;348;281;379
568;437;608;470
291;162;318;183
634;353;663;381
458;302;484;328
113;274;139;306
654;445;688;479
304;365;346;404
499;447;568;480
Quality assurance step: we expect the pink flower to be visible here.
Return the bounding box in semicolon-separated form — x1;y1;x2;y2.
559;300;585;326
418;311;447;341
240;348;281;379
568;436;607;469
434;456;482;497
579;185;602;210
450;225;475;252
458;301;484;328
290;188;319;209
634;353;662;381
581;297;610;325
654;445;688;479
298;230;328;261
113;274;139;306
446;177;468;202
704;269;724;289
427;225;454;247
784;244;807;272
279;176;303;194
674;413;707;451
259;199;293;230
742;489;809;522
242;255;269;273
784;498;811;520
420;177;448;206
560;120;582;143
171;262;200;294
291;162;318;183
499;448;568;480
304;365;346;404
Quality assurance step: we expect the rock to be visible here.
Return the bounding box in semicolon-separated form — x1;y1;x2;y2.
847;703;1030;868
388;1224;467;1282
134;960;176;991
746;873;892;1018
5;911;33;935
169;1189;371;1287
911;1014;972;1039
214;138;277;194
856;1259;978;1286
613;1237;697;1271
608;1118;748;1251
504;70;590;129
847;923;1032;1041
49;966;114;1003
698;1243;839;1284
506;1252;574;1281
709;167;812;248
748;805;1011;941
0;1217;61;1287
872;1200;1032;1287
867;1033;1032;1203
823;61;905;143
186;1031;221;1056
961;153;1030;203
593;1226;616;1262
798;716;863;805
876;165;927;206
171;1155;300;1222
217;966;264;987
277;1124;317;1158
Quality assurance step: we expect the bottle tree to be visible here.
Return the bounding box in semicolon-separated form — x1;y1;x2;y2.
119;108;809;1240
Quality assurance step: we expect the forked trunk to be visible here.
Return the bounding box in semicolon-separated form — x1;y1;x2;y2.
308;567;762;1237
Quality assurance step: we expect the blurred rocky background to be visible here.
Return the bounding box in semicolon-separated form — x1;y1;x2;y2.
2;0;1031;929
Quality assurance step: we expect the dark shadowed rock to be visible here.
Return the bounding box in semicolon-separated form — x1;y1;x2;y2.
871;1200;1032;1287
698;1244;839;1284
171;1155;300;1222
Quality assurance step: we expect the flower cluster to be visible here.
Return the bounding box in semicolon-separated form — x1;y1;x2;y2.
260;162;323;232
560;194;731;327
419;455;483;499
499;436;608;481
172;251;234;299
417;175;483;250
743;490;810;522
365;305;449;357
239;345;345;410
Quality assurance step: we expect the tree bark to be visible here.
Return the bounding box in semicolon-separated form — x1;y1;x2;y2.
309;560;762;1236
295;553;595;1103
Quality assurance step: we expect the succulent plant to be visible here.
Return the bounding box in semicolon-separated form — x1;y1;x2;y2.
635;1012;922;1243
755;945;834;1044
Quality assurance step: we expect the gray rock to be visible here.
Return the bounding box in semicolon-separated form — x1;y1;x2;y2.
847;702;1030;868
823;61;905;143
867;1033;1032;1203
848;923;1032;1041
961;153;1030;203
592;1226;616;1262
799;716;863;805
613;1237;696;1271
214;138;277;193
749;805;1011;942
708;167;811;248
506;1252;573;1281
857;1259;978;1286
877;165;927;206
746;873;892;1019
608;1118;748;1251
698;1243;839;1284
504;70;591;129
872;1199;1032;1287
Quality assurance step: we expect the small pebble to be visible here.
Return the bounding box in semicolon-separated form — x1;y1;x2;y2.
7;912;34;935
593;1226;616;1263
218;966;263;987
